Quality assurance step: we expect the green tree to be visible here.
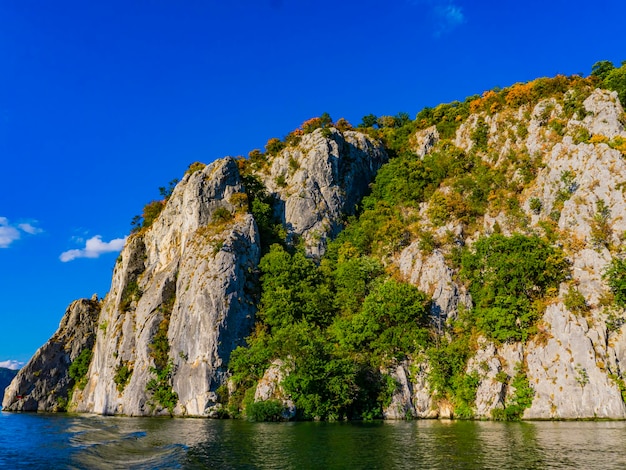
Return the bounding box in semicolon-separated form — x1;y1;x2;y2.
265;137;285;155
337;279;431;362
142;200;165;228
69;348;93;390
333;255;384;316
591;60;616;81
426;335;473;403
602;62;626;106
257;245;333;329
277;321;359;420
359;114;378;128
320;112;333;127
395;111;411;127
158;179;179;199
461;234;567;342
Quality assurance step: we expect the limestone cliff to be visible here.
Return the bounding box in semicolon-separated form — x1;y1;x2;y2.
6;75;626;421
72;157;261;416
3;128;385;416
2;298;100;411
258;128;388;258
384;87;626;420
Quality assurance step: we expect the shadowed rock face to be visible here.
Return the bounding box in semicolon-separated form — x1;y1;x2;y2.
2;298;100;411
0;368;17;396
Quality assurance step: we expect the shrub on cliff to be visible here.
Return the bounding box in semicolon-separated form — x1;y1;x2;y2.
257;244;334;329
593;60;626;105
461;234;567;342
604;257;626;308
334;279;431;364
68;348;93;390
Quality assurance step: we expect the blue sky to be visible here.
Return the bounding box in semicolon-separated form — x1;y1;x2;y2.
1;0;624;367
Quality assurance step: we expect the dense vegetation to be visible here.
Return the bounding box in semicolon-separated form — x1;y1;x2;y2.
460;234;567;343
146;291;178;414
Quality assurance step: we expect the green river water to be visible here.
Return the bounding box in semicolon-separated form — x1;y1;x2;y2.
1;412;625;469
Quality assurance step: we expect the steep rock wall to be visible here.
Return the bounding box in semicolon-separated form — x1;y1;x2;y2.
259;128;388;258
2;298;100;411
73;158;260;416
382;89;626;419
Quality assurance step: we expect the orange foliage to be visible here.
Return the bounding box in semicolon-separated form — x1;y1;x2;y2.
505;82;535;107
300;117;323;133
469;97;484;114
470;90;502;114
335;117;352;131
236;156;247;172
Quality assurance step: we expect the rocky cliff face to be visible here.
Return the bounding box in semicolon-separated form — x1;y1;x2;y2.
258;128;388;258
72;158;261;416
384;88;626;420
2;298;100;411
6;82;626;420
3;129;385;416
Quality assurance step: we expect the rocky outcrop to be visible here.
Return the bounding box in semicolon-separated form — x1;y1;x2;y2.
582;89;626;138
253;359;296;419
412;125;440;158
72;158;260;416
260;128;388;258
3;126;389;417
383;360;438;419
524;302;626;419
397;246;471;323
2;298;100;411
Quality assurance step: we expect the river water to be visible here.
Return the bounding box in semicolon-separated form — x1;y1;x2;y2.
1;411;625;469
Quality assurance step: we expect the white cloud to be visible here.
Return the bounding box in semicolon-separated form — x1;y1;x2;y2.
0;217;43;248
409;0;466;36
0;225;20;248
18;223;44;235
60;235;127;262
0;360;24;370
433;3;465;35
439;4;464;24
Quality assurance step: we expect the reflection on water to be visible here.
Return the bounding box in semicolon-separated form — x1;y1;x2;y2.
2;412;626;469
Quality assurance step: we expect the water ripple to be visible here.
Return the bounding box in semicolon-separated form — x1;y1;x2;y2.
2;413;626;469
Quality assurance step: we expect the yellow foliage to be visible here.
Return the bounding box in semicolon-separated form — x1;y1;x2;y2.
377;116;397;128
469;98;483;114
469;90;503;115
337;242;359;262
505;82;535;107
589;134;609;144
229;192;249;212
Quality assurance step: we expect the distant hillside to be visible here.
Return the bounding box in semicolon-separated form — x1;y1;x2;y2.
0;368;18;394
